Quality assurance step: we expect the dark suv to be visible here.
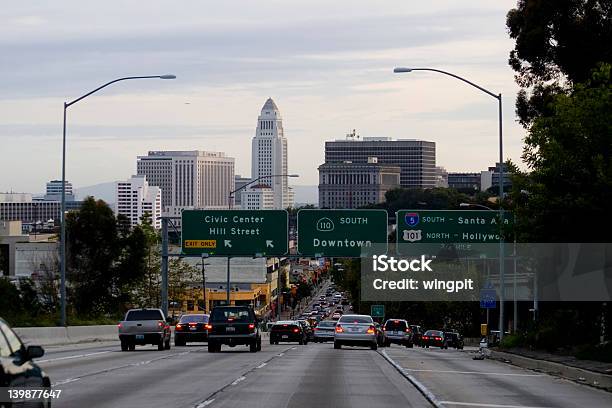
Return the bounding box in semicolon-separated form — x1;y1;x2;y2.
206;306;262;352
1;318;51;407
383;319;413;347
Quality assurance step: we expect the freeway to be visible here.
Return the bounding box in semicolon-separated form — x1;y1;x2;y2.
38;341;430;408
37;339;612;408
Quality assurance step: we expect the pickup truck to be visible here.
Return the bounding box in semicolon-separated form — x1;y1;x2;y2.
118;308;171;351
206;306;261;353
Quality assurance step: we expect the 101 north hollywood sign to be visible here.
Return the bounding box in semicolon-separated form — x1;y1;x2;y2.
297;209;388;257
181;210;288;256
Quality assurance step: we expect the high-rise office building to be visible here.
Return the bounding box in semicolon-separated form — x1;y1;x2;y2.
136;151;235;212
44;180;74;201
318;157;400;208
324;137;436;188
240;184;275;210
251;98;294;209
234;175;252;207
115;175;162;229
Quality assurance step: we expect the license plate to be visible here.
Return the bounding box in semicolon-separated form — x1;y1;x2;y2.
136;335;144;340
190;327;197;331
350;327;360;332
226;327;235;332
282;335;289;339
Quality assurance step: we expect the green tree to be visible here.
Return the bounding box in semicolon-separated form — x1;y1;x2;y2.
507;0;612;126
509;65;612;242
66;197;148;317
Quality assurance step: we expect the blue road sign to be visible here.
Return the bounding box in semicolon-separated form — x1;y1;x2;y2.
480;289;497;309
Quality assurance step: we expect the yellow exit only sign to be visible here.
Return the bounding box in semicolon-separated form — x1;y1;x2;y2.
184;240;217;248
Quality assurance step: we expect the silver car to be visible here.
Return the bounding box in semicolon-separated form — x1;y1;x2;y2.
334;314;377;350
313;320;336;342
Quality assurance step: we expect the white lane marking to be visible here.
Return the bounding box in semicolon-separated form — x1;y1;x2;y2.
37;350;112;363
256;362;267;369
404;368;543;377
440;402;551;408
380;350;443;407
230;376;246;386
52;378;80;386
196;399;215;408
277;353;284;356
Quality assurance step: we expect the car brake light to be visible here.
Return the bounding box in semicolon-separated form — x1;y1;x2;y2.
435;337;441;341
248;323;256;330
189;322;197;326
293;328;299;333
366;326;375;334
158;321;164;328
394;320;399;323
405;328;411;333
423;336;429;340
205;324;212;330
117;323;122;329
335;325;343;333
176;324;183;331
382;327;386;331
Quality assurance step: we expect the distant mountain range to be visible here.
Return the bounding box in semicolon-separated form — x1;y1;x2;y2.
74;182;318;206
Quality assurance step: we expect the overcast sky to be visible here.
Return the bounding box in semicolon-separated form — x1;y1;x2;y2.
1;0;525;192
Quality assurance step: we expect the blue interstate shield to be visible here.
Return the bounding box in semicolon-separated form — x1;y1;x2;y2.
405;212;419;227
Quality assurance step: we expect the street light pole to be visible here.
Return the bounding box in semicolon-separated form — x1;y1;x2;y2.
396;67;505;339
59;74;175;327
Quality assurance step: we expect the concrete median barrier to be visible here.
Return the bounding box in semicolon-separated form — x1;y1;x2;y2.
15;325;118;346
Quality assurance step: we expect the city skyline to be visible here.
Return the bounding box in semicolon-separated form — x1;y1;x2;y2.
2;1;525;193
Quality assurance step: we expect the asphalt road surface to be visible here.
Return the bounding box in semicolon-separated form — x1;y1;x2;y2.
39;341;430;408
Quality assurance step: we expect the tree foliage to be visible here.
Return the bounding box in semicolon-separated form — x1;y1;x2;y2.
509;65;612;242
507;0;612;126
66;197;148;316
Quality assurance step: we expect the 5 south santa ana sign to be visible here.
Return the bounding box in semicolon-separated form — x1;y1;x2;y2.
181;209;288;256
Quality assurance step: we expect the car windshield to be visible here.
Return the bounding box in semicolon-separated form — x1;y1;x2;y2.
179;314;209;323
210;307;252;322
338;315;373;324
125;310;163;321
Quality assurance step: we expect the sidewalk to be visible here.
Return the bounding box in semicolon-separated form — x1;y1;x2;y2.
498;347;612;375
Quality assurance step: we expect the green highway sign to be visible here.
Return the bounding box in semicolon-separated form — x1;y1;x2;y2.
297;209;388;257
396;209;512;255
181;210;288;256
371;304;385;318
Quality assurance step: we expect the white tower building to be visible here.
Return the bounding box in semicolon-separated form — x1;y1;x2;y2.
115;175;162;229
251;98;294;209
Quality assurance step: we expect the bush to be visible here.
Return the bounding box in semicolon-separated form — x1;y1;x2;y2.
500;333;525;349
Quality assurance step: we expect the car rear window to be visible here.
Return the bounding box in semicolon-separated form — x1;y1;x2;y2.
424;330;443;336
317;321;336;328
338;315;373;324
384;320;407;331
210;307;252;322
179;314;209;323
125;310;164;321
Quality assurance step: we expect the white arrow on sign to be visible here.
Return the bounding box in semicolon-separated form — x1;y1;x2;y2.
224;240;232;248
266;240;274;248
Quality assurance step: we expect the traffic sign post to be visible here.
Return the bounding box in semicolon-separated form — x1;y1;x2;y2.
181;210;288;256
371;304;385;319
297;209;388;257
